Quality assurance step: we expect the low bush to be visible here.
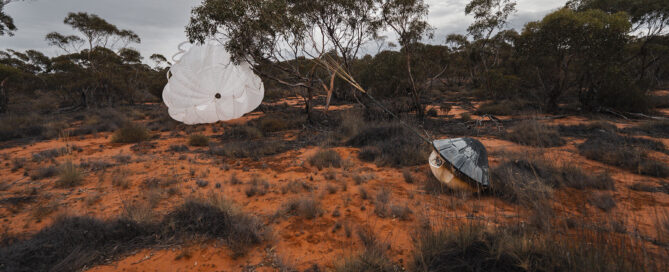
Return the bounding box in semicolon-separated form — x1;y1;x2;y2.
55;161;84;188
279;196;322;220
221;124;263;140
559;166;614;190
251;114;302;134
347;123;429;167
30;166;58;180
390;203;412;220
188;134;209;147
210;140;288;159
111;168;130;189
558;121;617;137
338;110;365;140
308;149;342;170
258;116;289;133
423;169;452;195
402;169;414;184
0;196;266;271
335;227;397;272
245;176;269;197
491;155;614;205
475;99;535;116
412;223;651;272
491;159;554;206
280;180;312;194
32;147;73;163
0;113;48;141
629;181;669;194
72;108;128;136
168;144;189;152
228;173;243;185
111;123;149;143
358;146;381;162
589;192;616;212
578;132;668;178
505;120;565;147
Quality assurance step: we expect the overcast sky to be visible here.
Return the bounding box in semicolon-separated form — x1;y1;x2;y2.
1;0;567;62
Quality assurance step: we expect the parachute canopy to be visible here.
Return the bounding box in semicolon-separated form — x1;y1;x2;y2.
162;44;264;125
429;138;490;191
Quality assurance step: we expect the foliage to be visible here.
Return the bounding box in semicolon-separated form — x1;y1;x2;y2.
0;196;266;271
0;0;17;36
413;223;652;272
0;12;166;115
308;149;342;170
505;120;566;147
517;8;633;111
111;123;149;143
347;122;429;167
188;134;209;147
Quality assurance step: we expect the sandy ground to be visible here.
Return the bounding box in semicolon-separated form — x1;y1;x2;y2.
1;97;668;271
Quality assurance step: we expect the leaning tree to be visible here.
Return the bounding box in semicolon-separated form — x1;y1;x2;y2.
187;0;390;122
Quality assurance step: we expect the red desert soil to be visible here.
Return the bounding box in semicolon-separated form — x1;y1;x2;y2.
1;97;668;271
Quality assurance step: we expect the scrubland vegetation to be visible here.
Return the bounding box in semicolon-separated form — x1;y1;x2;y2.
1;0;669;271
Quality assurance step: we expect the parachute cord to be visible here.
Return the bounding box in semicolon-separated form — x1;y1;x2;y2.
315;56;434;146
166;41;191;81
171;41;190;63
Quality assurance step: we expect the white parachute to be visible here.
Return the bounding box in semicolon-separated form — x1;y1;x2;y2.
162;43;264;125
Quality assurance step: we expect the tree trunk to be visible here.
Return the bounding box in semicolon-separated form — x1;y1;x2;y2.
0;78;8;114
304;86;313;123
405;50;424;120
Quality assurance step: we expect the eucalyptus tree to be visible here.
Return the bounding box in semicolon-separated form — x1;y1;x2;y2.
518;8;632;111
568;0;669;86
381;0;433;119
464;0;517;95
0;49;51;113
0;0;18;36
44;13;153;108
187;0;386;121
47;12;140;65
150;54;169;68
445;34;474;85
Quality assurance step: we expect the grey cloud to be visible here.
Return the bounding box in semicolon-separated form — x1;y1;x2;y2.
1;0;567;60
1;0;201;60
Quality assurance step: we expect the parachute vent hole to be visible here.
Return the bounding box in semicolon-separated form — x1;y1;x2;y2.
215;93;221;99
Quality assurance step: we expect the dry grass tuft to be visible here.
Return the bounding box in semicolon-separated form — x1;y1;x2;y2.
245;175;269;197
278;196;322;220
55;161;84;188
505;120;565;147
308;149;342;170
